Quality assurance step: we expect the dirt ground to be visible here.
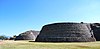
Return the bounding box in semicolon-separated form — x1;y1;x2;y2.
0;40;3;44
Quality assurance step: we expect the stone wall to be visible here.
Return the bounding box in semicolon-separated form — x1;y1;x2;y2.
35;23;96;42
90;23;100;41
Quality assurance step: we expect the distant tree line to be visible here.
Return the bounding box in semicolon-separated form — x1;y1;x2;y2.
0;35;17;40
0;35;8;40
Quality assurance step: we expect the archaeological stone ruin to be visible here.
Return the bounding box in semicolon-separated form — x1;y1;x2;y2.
15;30;39;41
90;23;100;41
35;22;96;42
14;22;100;42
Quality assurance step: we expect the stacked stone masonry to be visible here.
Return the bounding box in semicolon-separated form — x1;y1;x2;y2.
15;30;39;40
35;23;96;42
90;23;100;41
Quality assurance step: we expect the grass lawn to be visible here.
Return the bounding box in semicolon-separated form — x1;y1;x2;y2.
0;40;100;49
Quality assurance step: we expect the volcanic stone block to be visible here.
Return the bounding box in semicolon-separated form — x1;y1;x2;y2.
35;23;96;42
90;23;100;41
15;30;39;40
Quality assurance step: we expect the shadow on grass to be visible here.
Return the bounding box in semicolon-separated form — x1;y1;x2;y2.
28;41;93;43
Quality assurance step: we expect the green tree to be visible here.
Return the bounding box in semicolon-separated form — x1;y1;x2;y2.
0;35;8;40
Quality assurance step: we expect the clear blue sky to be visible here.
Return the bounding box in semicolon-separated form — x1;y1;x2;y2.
0;0;100;36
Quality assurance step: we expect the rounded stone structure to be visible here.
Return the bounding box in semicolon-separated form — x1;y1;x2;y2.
35;22;96;42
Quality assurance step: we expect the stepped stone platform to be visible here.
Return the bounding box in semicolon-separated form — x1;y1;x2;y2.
15;30;39;41
35;22;96;42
